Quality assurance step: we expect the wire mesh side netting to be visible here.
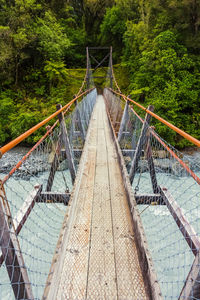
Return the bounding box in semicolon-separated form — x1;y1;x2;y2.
0;89;97;300
105;52;113;90
104;88;200;300
87;54;95;90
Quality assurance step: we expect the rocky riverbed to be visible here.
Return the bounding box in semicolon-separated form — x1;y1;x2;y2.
124;148;200;176
0;146;200;180
0;146;81;180
0;147;49;179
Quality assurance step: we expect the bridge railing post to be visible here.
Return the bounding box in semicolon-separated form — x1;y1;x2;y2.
57;104;76;184
109;92;115;119
86;47;90;89
46;136;61;192
118;98;130;143
46;104;65;192
145;127;160;194
110;46;113;89
129;105;154;184
74;95;86;140
0;180;34;299
179;252;200;299
131;116;139;152
110;92;121;127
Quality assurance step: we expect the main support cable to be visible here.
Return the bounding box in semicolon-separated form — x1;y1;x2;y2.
111;65;121;94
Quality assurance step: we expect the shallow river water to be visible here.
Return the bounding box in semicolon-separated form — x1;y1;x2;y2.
0;150;199;299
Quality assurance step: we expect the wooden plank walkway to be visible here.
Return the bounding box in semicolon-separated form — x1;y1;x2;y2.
47;96;148;299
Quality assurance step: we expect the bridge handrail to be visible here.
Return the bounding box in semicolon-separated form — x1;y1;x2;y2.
109;88;200;148
0;88;94;158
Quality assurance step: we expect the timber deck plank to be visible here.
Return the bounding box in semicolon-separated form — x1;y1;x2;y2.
56;107;98;300
53;96;148;300
86;98;117;299
104;102;148;299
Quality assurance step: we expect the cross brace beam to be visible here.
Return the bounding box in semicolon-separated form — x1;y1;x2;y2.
0;181;34;299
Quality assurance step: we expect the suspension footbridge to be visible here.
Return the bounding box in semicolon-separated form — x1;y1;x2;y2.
0;47;200;300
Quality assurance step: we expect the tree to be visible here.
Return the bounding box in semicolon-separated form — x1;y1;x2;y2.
44;60;68;88
100;6;126;57
35;11;71;61
83;0;114;43
100;0;139;58
128;30;200;146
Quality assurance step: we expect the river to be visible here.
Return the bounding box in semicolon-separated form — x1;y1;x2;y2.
0;148;199;299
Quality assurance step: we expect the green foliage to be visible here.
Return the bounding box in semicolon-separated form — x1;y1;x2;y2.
100;0;139;58
44;61;68;85
0;0;200;149
0;92;15;144
124;29;200;147
100;6;125;55
0;68;88;145
83;0;114;44
36;11;71;61
9;111;42;144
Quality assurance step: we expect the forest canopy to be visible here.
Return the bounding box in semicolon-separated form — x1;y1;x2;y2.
0;0;199;148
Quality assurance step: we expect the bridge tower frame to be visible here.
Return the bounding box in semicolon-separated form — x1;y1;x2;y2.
86;46;113;89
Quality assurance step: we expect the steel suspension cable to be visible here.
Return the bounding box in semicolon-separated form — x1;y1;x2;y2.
76;72;87;97
111;66;122;94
